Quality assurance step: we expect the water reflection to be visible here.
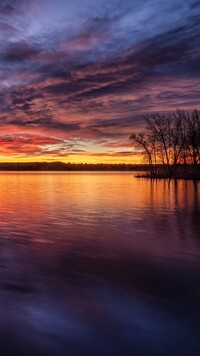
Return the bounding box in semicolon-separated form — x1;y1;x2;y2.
0;173;200;355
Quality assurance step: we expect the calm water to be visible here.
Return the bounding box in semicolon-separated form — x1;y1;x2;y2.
0;172;200;355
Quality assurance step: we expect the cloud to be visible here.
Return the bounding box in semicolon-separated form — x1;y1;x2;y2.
190;1;200;9
0;0;199;160
7;117;82;133
0;133;62;156
0;133;90;157
3;42;40;62
0;133;62;145
0;3;14;15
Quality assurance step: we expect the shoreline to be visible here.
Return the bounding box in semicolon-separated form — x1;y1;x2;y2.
136;174;200;180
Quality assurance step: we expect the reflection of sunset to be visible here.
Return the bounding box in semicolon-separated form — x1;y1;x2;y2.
1;173;199;255
0;172;200;354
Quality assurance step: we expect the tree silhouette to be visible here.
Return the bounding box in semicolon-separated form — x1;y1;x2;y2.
130;109;200;178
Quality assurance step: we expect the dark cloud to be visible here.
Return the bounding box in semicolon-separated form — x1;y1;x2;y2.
0;133;62;145
3;42;40;62
89;116;136;129
191;1;200;9
0;4;14;15
27;10;200;111
0;0;44;17
9;117;82;132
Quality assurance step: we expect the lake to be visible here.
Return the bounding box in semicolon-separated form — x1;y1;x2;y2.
0;172;200;355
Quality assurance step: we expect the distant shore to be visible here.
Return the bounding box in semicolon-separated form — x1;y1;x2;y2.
0;163;199;179
0;162;150;171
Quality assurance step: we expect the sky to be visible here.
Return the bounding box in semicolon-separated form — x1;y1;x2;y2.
0;0;200;163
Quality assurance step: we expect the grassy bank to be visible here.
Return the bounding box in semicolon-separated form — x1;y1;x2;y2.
137;165;200;180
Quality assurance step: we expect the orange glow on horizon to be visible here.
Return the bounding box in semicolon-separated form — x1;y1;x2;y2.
0;153;142;165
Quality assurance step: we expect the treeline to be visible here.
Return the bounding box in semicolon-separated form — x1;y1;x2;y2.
0;162;151;172
130;109;200;179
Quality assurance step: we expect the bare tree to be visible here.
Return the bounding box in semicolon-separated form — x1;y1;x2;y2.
184;109;200;175
130;132;157;176
130;109;200;179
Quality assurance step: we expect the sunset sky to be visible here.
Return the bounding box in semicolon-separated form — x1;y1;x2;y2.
0;0;200;163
